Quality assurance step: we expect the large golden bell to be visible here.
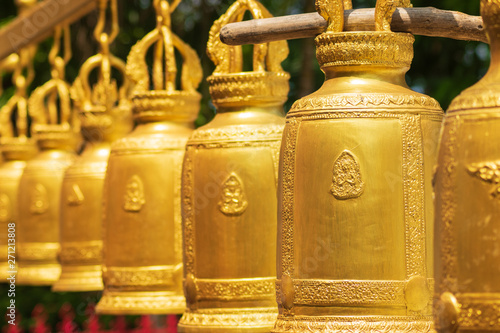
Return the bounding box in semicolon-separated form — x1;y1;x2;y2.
273;1;442;332
96;0;202;315
53;0;133;292
17;26;80;285
433;1;500;332
177;0;289;331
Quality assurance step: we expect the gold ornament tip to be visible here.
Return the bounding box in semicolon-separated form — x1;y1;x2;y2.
96;291;186;315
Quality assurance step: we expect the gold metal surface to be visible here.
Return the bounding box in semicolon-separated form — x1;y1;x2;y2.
273;0;442;332
96;0;201;315
17;26;79;286
53;0;132;293
178;0;289;331
0;47;37;281
433;1;500;332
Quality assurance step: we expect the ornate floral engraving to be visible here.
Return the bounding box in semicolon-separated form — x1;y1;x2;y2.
0;193;11;223
272;315;433;333
400;114;426;278
67;183;85;206
59;241;102;264
330;150;364;200
123;175;146;212
189;124;283;143
467;161;500;198
218;173;248;216
180;308;277;328
30;183;49;214
104;266;175;287
195;278;275;301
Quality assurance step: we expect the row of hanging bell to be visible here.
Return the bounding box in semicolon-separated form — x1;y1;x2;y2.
434;0;500;332
16;26;80;285
178;0;289;331
273;0;443;331
96;0;202;314
0;48;37;282
0;0;38;282
53;0;133;292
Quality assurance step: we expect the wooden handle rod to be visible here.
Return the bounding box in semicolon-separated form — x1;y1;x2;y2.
220;7;487;45
0;0;97;61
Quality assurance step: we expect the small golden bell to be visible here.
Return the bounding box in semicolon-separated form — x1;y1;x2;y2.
96;0;202;315
178;0;289;331
434;1;500;332
274;0;442;332
17;27;80;286
53;0;133;292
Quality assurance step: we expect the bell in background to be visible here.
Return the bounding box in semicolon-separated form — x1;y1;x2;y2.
17;26;79;286
273;0;443;332
0;49;37;281
52;0;133;292
177;0;289;331
96;0;202;315
434;1;500;332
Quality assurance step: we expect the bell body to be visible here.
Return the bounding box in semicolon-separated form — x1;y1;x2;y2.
178;106;283;332
274;32;443;332
96;121;191;315
52;142;111;291
0;139;36;280
434;2;500;331
17;133;76;285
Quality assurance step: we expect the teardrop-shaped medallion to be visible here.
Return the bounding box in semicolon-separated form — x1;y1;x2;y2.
330;150;364;200
123;175;146;212
218;173;248;216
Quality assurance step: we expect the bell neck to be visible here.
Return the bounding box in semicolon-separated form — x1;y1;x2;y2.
316;31;414;87
216;104;284;116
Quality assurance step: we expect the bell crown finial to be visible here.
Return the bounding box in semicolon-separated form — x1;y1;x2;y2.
481;0;500;44
71;0;132;142
206;0;290;108
28;26;80;150
126;0;201;123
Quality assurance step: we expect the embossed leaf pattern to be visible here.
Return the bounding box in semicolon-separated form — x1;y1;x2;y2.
468;161;500;198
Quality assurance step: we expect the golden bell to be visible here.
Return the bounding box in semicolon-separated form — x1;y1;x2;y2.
17;26;80;286
273;0;443;332
96;0;202;315
53;0;133;292
0;49;37;281
433;1;500;332
177;0;289;331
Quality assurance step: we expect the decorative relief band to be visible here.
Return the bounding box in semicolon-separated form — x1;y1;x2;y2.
400;114;426;278
59;241;102;264
188;125;283;143
111;137;188;153
18;243;58;261
103;266;175;287
196;278;275;301
272;315;433;333
180;308;277;328
290;94;441;113
280;280;406;306
467;161;500;198
65;162;107;178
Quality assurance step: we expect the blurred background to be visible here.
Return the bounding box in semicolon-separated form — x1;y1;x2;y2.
0;0;488;330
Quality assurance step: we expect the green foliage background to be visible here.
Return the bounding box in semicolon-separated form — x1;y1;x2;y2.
0;0;489;330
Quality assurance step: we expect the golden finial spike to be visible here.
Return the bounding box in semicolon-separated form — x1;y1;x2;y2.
207;0;288;75
127;0;202;95
375;0;412;32
316;0;345;32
